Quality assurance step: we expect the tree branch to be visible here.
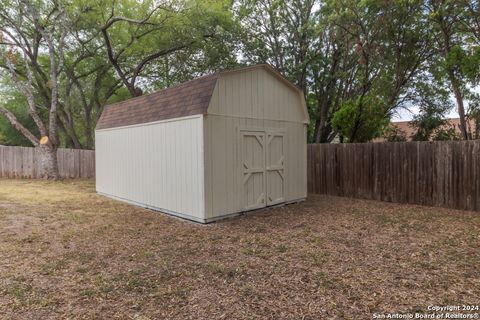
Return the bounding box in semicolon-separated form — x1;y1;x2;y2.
0;106;39;146
5;57;48;136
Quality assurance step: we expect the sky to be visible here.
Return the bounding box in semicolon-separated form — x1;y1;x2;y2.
394;105;460;122
393;86;480;122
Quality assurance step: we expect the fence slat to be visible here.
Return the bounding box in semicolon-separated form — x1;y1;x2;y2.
307;141;480;212
0;146;95;179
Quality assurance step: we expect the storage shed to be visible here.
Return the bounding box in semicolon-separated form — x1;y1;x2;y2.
95;65;309;223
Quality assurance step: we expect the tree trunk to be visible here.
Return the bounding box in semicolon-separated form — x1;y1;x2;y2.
315;100;330;143
448;70;469;140
37;146;59;180
439;16;469;140
84;109;94;150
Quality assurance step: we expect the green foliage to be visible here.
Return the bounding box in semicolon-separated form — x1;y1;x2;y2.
242;0;434;142
433;126;458;141
463;46;480;83
305;92;320;143
332;96;390;142
85;0;236;92
0;90;38;146
467;99;480;139
411;116;445;142
235;0;318;87
384;126;407;142
1;0;479;148
427;0;479;140
409;83;454;141
0;0;236;148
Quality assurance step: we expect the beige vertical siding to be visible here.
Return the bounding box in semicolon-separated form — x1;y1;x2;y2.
203;68;308;220
208;68;307;123
95;115;205;222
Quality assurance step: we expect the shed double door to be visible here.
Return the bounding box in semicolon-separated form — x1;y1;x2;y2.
241;130;285;211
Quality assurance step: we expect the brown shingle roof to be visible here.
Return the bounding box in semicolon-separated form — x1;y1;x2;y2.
96;73;219;130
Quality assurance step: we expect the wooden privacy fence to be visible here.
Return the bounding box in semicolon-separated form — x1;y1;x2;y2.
308;141;480;212
0;145;95;178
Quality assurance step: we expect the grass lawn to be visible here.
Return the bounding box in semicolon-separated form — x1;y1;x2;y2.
0;179;479;319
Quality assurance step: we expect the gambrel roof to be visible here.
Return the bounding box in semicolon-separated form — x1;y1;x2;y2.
96;65;308;130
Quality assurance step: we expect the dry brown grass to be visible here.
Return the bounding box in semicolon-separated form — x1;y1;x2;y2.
0;179;479;319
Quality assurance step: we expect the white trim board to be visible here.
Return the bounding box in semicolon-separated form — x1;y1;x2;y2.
95;114;203;132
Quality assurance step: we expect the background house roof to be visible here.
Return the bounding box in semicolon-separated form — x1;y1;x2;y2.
374;118;477;142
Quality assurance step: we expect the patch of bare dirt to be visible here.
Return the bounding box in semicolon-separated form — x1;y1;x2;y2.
0;179;479;319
